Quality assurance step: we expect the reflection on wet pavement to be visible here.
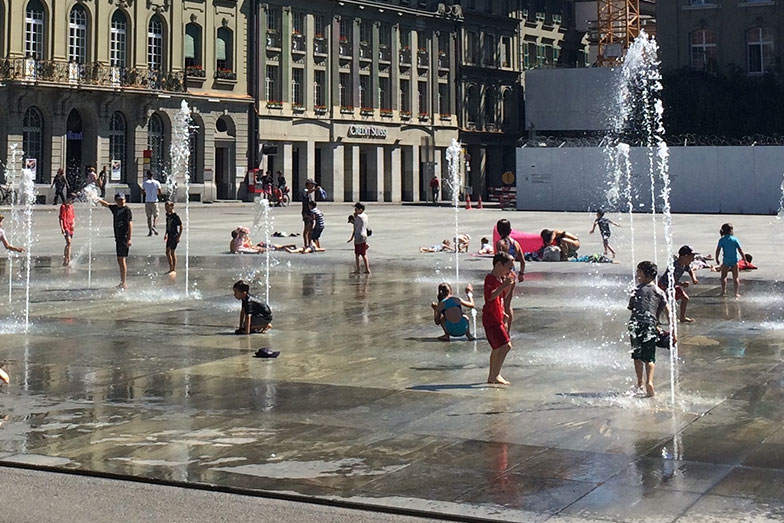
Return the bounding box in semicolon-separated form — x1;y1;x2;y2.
2;255;784;522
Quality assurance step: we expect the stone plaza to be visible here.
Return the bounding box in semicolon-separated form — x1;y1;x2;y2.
1;203;784;521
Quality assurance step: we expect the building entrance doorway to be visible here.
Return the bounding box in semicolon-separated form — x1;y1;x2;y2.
359;152;369;201
66;109;83;189
215;146;234;199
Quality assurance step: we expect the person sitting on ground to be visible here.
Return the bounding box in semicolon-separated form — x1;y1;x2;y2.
658;245;698;323
541;228;581;260
431;282;476;341
478;237;494;255
285;241;326;254
230;227;264;254
456;233;471;253
233;280;273;334
420;239;455;253
711;253;756;272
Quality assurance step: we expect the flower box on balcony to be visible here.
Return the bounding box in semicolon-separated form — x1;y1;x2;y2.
418;112;429;120
186;66;206;78
360;107;374;116
292;103;305;112
439;113;451;121
400;110;411;119
340;105;354;114
314;34;325;40
266;101;283;109
216;69;236;80
418;48;427;54
292;30;303;37
339;36;349;43
315;105;328;114
380;108;393;117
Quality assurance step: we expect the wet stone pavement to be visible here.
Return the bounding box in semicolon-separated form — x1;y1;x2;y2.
1;206;784;522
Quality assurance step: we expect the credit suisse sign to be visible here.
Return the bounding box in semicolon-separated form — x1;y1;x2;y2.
348;125;388;139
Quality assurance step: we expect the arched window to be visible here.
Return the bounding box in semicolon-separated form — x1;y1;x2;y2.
147;113;165;177
68;5;87;63
188;120;201;183
467;85;479;125
109;112;127;182
185;23;201;68
484;87;496;125
502;89;513;125
690;30;717;72
23;107;44;183
747;27;774;74
25;0;45;59
148;15;164;71
110;11;128;69
216;27;233;71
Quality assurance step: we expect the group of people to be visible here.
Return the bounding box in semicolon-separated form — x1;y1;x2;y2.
51;166;109;205
428;217;752;394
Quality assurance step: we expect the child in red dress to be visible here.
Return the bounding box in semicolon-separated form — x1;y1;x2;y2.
483;252;516;385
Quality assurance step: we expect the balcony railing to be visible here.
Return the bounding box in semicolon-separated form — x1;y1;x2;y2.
379;45;391;62
399;48;411;65
267;30;281;49
313;37;328;55
339;41;352;58
0;58;186;92
417;50;429;67
292;34;306;53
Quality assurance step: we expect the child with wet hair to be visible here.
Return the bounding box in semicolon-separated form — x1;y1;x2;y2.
232;280;273;334
483;252;516;385
715;223;746;297
431;282;476;341
628;261;671;398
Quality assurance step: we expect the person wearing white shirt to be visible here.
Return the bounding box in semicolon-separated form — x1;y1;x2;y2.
142;171;162;236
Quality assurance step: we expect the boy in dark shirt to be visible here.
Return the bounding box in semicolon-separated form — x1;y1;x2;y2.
233;280;273;334
658;245;698;323
164;201;182;274
98;193;133;289
629;261;671;398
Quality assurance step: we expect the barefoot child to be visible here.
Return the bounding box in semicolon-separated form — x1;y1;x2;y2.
0;214;25;254
715;223;746;297
59;194;75;266
98;193;132;289
494;219;525;332
431;282;476;341
483;252;516;385
589;209;620;258
658;245;698;323
347;202;370;274
164;201;182;274
232;280;273;334
478;237;493;255
628;261;670;398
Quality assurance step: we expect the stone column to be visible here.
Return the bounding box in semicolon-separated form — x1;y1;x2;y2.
366;145;383;202
325;142;344;202
403;144;419;202
298;140;314;196
387;145;401;202
345;144;360;202
282;142;293;188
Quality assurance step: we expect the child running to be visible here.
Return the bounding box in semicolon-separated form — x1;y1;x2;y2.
589;210;620;258
658;245;698;323
431;282;476;341
59;194;75;266
628;261;670;398
164;201;182;274
483;252;516;385
232;280;273;334
715;223;746;297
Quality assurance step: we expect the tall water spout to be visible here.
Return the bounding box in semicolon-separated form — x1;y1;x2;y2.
169;100;192;295
19;165;36;332
445;139;462;283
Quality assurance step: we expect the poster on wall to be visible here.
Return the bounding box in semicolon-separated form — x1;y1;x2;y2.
24;158;37;178
111;160;122;182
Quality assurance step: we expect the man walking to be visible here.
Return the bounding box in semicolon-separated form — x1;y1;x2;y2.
430;175;440;204
143;171;162;236
98;193;133;289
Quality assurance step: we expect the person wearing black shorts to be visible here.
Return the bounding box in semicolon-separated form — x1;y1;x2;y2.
98;192;133;289
164;201;182;274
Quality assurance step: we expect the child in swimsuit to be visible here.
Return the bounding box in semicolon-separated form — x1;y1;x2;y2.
431;282;476;341
494;219;525;332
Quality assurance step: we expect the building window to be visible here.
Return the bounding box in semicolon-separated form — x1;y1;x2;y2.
400;79;410;112
314;14;325;38
484;34;496;66
690;29;716;72
292;68;304;105
110;11;127;68
25;0;45;60
359;75;370;108
293;11;305;36
500;36;512;68
536;44;545;67
185;23;201;68
148;113;165;177
23;107;43;183
502;89;513;125
467;32;478;64
217;27;233;71
467;85;479;124
109;111;126;182
339;72;352;107
68;5;87;64
360;19;371;45
148;16;164;71
523;42;530;69
400;28;410;49
379;77;390;109
314;70;325;107
417;30;427;52
189;122;201;183
265;65;279;101
485;87;496;124
380;24;391;48
267;7;281;31
418;81;428;114
690;0;715;4
340;17;351;43
438;83;448;114
747;28;774;74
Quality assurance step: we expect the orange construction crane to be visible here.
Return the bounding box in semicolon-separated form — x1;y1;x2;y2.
596;0;641;66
